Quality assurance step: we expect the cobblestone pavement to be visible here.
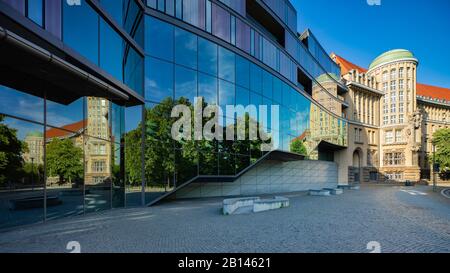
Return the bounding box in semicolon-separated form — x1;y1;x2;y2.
0;185;449;253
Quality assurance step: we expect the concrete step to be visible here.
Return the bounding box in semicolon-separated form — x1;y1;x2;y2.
309;189;331;196
323;188;344;195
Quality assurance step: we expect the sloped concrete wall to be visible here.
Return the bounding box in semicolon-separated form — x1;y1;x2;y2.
175;160;338;199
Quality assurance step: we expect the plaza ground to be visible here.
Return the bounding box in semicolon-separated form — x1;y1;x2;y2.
0;184;449;253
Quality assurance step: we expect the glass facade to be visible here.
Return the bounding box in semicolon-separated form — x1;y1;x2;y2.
0;0;349;229
141;16;347;203
0;86;125;229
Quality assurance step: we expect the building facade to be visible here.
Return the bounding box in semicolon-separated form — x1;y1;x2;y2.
332;51;450;184
0;0;448;230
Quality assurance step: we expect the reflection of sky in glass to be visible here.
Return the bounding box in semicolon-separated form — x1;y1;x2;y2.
125;105;142;133
46;98;84;128
0;86;44;123
3;117;43;141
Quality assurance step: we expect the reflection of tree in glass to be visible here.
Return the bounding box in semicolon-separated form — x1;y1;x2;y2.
290;138;308;156
0;115;27;186
46;138;83;185
124;97;270;191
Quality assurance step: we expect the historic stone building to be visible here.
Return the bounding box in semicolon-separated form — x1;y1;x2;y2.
332;50;450;184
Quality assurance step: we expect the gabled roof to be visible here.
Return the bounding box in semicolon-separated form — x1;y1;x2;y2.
333;54;450;102
46;120;86;139
331;53;367;75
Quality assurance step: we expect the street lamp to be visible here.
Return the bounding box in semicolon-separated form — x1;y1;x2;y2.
31;157;34;192
432;144;437;192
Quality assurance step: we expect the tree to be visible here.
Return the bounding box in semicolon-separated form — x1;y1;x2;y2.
46;138;83;184
0;115;26;185
432;128;450;178
290;138;308;156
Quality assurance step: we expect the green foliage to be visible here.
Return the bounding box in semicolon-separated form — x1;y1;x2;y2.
46;138;83;184
290;138;308;156
431;128;450;175
0;115;27;185
123;98;269;188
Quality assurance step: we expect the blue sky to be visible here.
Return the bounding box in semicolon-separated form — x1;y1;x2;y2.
291;0;450;88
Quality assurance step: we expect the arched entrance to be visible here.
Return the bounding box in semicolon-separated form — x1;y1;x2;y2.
352;148;362;183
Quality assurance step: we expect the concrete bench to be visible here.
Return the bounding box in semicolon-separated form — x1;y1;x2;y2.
309;189;331;196
338;185;360;190
9;195;62;211
323;188;344;195
253;197;290;213
223;197;260;215
223;196;290;215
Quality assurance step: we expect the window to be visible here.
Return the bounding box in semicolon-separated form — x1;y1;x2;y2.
385;130;393;143
206;0;212;33
63;0;99;64
382;71;388;81
145;57;174;102
198;72;218;105
383;103;388;114
236;55;250;89
399;91;404;102
391;103;396;113
383;116;388;125
390;81;396;91
146;16;174;62
198;37;218;76
27;0;44;26
383;82;388;92
399;114;404;123
399;79;404;90
384;153;404;166
176;0;182;19
399;67;404;78
399;102;404;113
100;20;123;81
390;69;396;80
390;115;396;124
175;65;197;103
212;3;230;42
175;28;198;69
218;47;235;83
395;130;403;142
92;161;106;173
230;15;236;45
391;92;396;103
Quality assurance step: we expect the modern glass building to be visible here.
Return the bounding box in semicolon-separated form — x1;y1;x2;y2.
0;0;348;230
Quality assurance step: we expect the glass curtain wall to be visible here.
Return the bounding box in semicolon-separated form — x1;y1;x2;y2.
0;85;125;229
142;15;348;204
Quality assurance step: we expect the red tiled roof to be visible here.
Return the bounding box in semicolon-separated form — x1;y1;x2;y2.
331;53;367;75
333;54;450;102
46;120;86;138
417;83;450;101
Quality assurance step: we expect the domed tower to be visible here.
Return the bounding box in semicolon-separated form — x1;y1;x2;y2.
366;49;421;181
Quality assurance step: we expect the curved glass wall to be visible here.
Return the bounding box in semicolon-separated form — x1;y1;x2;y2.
140;16;347;203
144;0;343;115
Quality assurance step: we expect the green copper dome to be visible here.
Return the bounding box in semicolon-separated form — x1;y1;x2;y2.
369;49;418;70
26;131;43;138
314;73;340;85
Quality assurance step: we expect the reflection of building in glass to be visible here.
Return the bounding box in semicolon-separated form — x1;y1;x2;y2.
332;51;450;184
44;98;112;186
23;131;44;165
1;0;449;231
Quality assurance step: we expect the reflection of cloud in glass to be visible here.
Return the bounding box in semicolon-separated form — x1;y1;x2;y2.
3;117;43;140
0;86;44;122
46;99;83;128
